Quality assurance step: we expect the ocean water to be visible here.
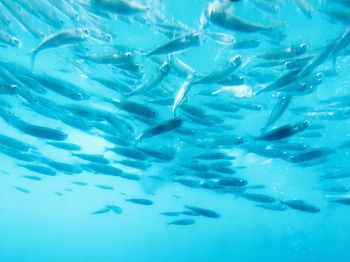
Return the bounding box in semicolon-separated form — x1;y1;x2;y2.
0;0;350;261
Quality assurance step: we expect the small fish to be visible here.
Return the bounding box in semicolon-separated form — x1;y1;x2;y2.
31;28;89;67
216;177;247;187
205;2;284;39
72;153;109;165
19;164;57;176
94;185;114;190
83;163;123;176
222;38;261;50
168;218;195;225
137;118;183;141
146;32;201;57
125;198;154;205
13;186;30;193
160;211;182;217
185;205;220;218
287;148;334;163
194;152;234;160
256;203;287;211
281;200;320;213
71;181;88;186
22;175;42;181
256;120;309;141
111;99;158;119
173;75;194;117
328;195;350;206
193;55;241;85
117;159;150;170
127;61;171;97
92;0;149;15
47;142;81;151
0;134;35;152
110;147;147;161
241;193;276;203
91;207;111;215
106;205;122;215
261;95;292;133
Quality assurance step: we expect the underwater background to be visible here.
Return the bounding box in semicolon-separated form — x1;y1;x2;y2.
0;0;350;261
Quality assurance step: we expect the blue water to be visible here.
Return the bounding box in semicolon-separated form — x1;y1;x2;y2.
0;0;350;261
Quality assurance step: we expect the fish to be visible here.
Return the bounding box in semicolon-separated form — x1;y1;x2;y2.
167;219;195;225
256;43;308;60
72;153;109;165
216;177;247;187
160;211;182;217
287;148;334;163
241;193;276;203
256;203;287;211
18;164;57;176
173;75;194;117
127;60;171;97
31;28;89;67
281;200;320;213
193;55;241;85
47;142;81;151
256;120;309;141
0;134;36;152
146;32;201;57
13;186;30;194
261;95;292;133
125;198;154;205
184;205;221;218
106;205;122;214
91;207;111;215
204;1;285;40
92;0;149;15
42;159;82;175
110;147;147;161
110;99;158;119
22;175;42;181
71;181;88;186
94;184;114;190
328;195;350;205
83;163;123;177
136;118;183;141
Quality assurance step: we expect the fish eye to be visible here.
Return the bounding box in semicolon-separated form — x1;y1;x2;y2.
124;52;132;58
299;43;308;51
82;28;90;37
105;34;112;42
316;72;324;79
11;37;20;47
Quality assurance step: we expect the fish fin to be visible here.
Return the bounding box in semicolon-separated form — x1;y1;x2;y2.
30;49;38;70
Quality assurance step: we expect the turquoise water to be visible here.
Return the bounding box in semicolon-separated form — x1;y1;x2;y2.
0;0;350;261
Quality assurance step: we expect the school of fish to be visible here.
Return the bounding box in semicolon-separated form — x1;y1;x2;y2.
0;0;350;226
